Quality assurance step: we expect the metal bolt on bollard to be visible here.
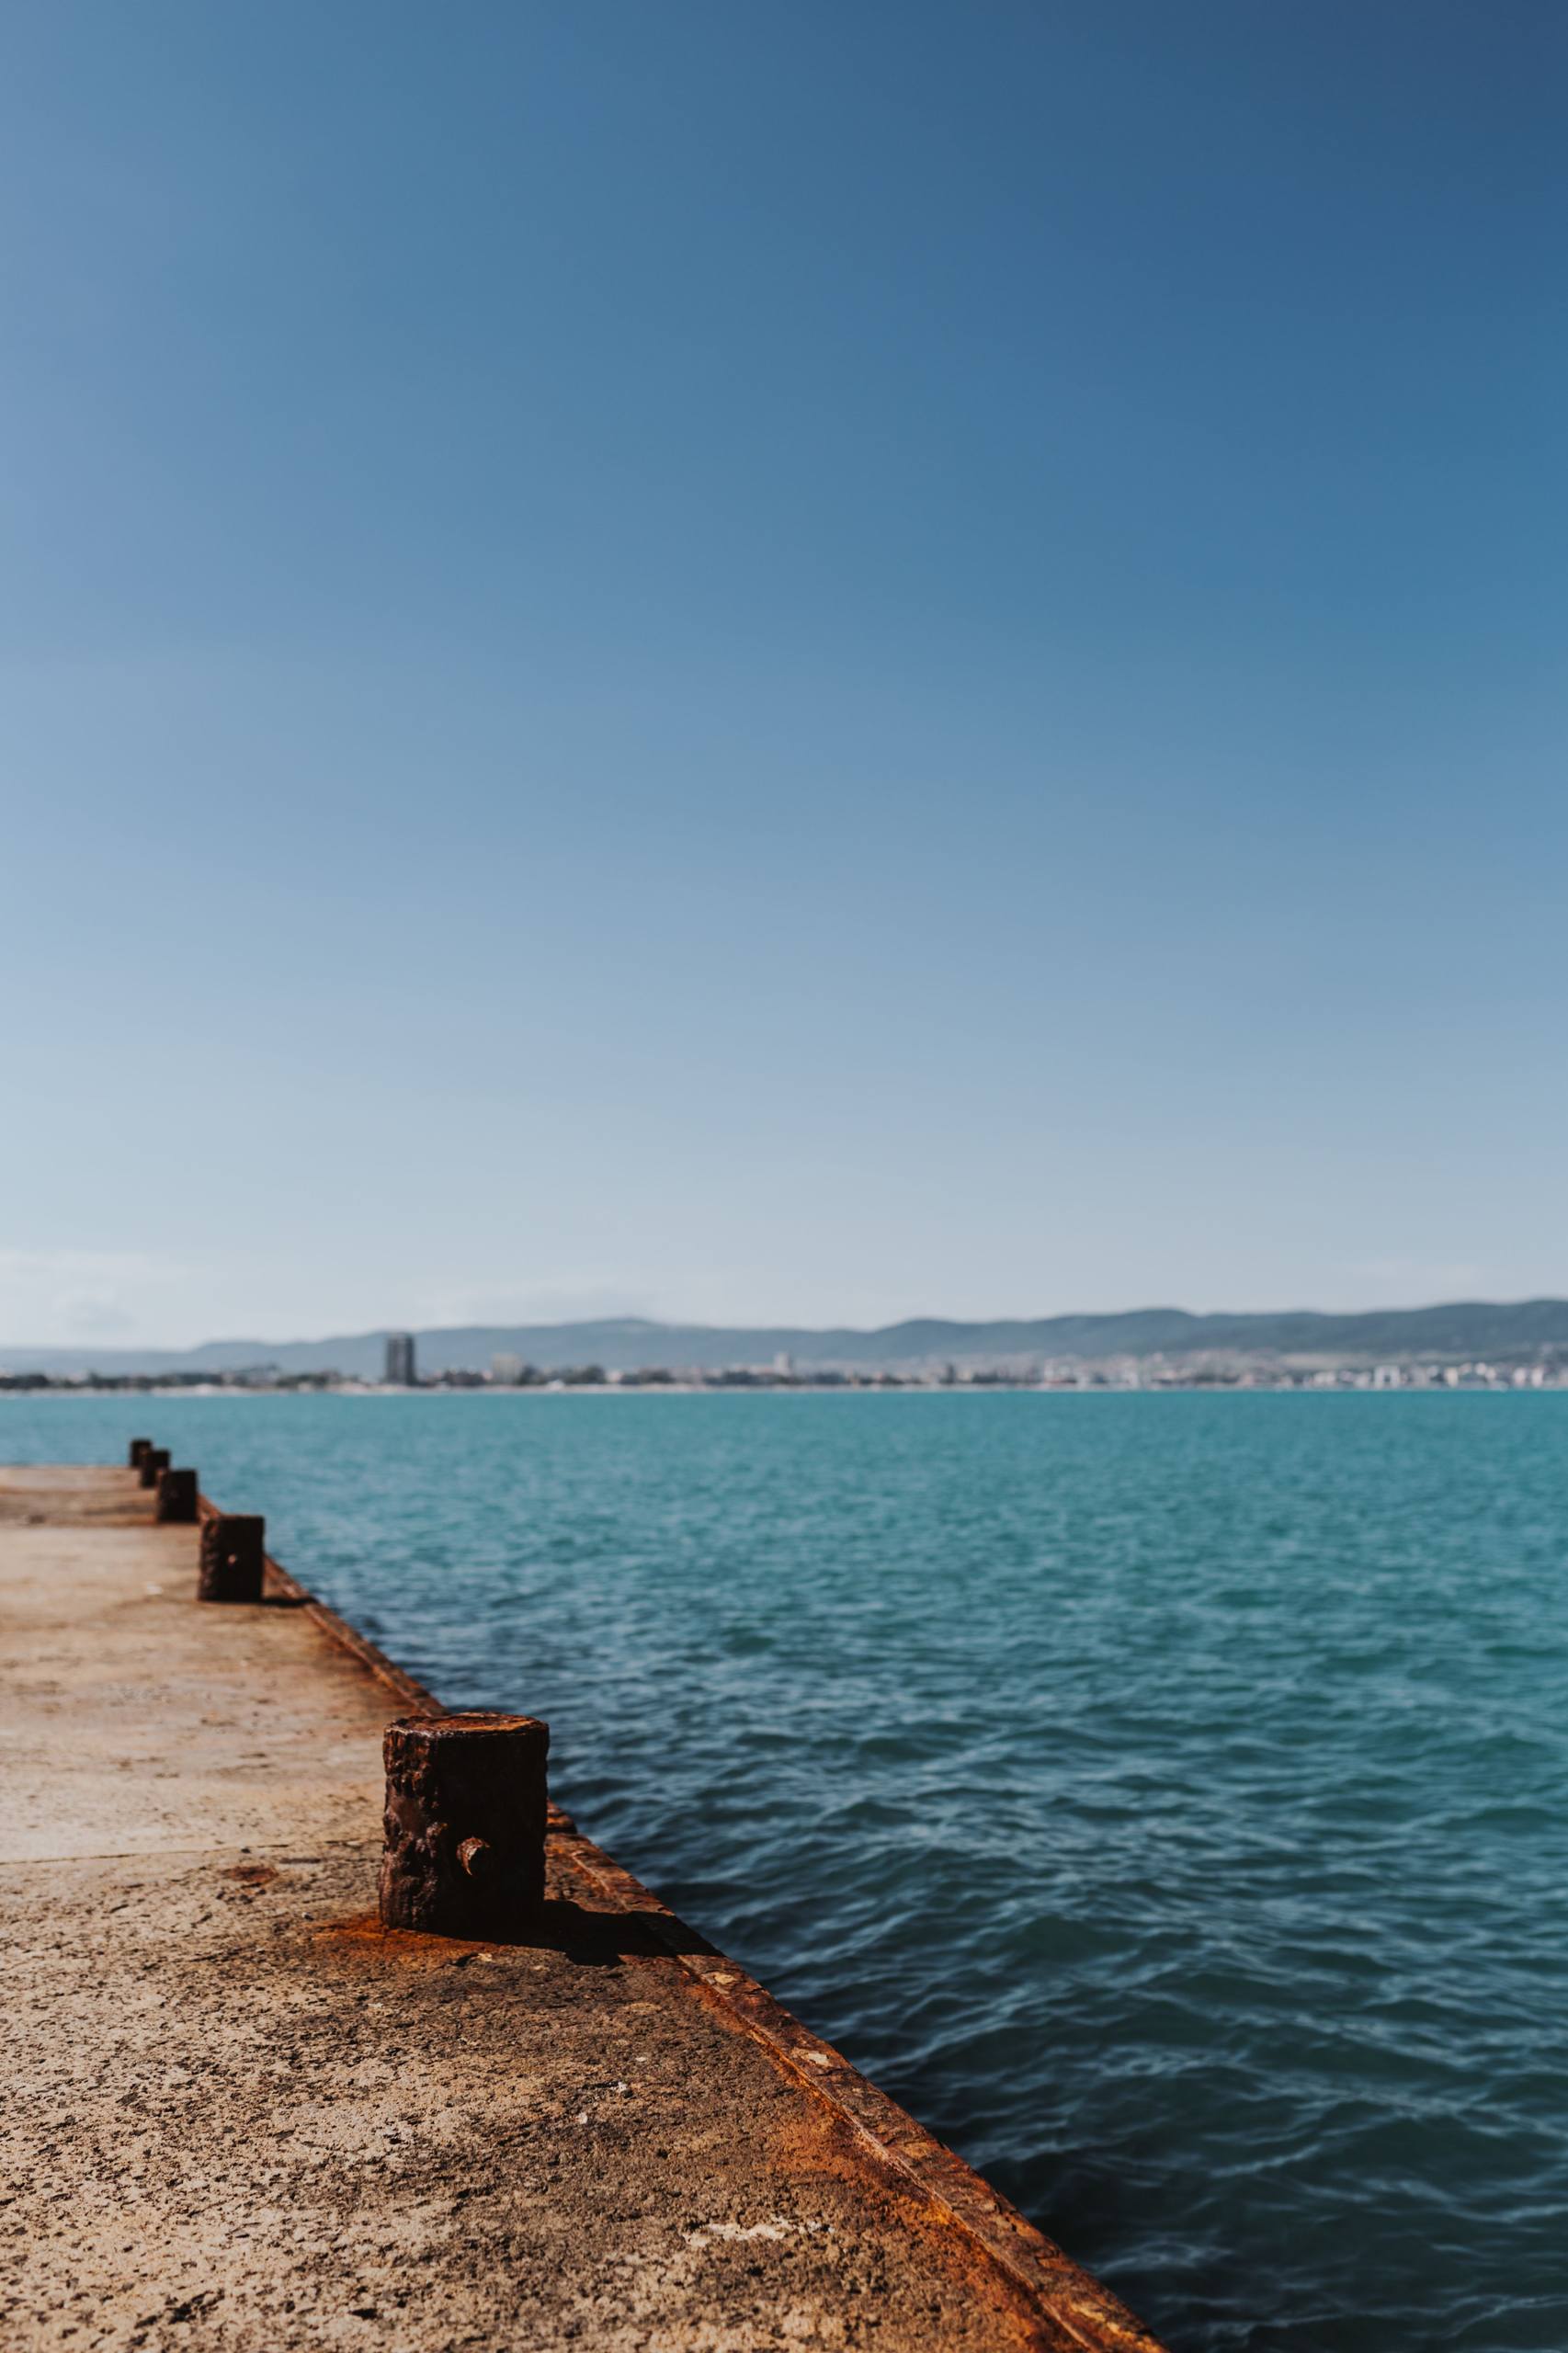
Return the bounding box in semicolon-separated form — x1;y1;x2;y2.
198;1515;266;1603
155;1467;199;1524
138;1448;170;1490
379;1711;549;1940
128;1438;153;1471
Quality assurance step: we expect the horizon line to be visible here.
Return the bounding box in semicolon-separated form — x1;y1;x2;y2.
8;1294;1568;1359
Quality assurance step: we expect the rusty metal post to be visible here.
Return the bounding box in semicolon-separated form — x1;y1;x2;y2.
138;1447;170;1490
128;1438;153;1471
154;1467;198;1524
198;1514;266;1602
379;1711;549;1939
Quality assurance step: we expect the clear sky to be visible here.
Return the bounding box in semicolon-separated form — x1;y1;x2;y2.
4;1;1564;1347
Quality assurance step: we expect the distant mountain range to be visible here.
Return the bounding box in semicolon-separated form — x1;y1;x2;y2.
8;1301;1568;1378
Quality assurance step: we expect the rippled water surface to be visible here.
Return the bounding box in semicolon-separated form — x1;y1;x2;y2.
7;1392;1567;2350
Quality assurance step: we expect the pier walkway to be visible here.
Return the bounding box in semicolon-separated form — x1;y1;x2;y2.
0;1462;1164;2352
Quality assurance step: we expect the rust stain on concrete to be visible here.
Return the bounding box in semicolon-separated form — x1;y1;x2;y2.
0;1463;1169;2352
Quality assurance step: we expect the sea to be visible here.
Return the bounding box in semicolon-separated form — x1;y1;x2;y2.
5;1390;1564;2353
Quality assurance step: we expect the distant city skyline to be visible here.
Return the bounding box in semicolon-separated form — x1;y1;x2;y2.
8;1297;1568;1380
5;4;1565;1350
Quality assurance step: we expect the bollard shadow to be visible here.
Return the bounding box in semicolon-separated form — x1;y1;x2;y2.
322;1897;722;1972
509;1896;713;1967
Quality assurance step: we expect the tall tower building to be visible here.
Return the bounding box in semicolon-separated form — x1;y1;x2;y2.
384;1331;417;1387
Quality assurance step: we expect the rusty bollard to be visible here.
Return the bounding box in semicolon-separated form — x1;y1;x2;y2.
379;1711;549;1939
128;1438;153;1471
199;1514;265;1602
155;1467;198;1524
138;1447;170;1490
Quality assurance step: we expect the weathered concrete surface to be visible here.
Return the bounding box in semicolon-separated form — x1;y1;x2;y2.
0;1465;1166;2353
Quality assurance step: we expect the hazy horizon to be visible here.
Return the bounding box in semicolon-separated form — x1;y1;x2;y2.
9;1291;1568;1366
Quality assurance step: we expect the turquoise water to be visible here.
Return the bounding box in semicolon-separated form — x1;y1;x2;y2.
6;1392;1566;2351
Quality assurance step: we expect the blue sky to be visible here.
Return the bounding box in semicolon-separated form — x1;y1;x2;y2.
3;1;1564;1346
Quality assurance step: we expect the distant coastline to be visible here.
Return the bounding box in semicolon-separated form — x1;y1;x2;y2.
7;1299;1568;1389
4;1363;1562;1398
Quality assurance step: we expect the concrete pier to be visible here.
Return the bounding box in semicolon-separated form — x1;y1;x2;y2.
0;1462;1166;2352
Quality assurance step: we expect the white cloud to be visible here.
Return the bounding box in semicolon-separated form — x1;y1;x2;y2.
0;1248;189;1347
